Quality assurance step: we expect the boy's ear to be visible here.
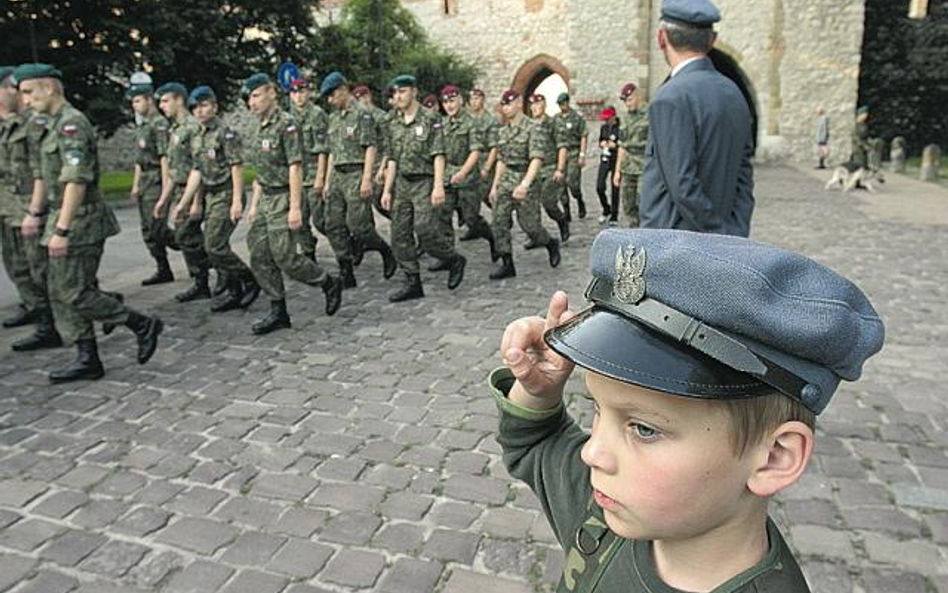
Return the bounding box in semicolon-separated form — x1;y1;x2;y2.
746;421;815;498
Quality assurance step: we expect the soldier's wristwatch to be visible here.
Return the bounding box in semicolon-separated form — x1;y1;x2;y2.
53;226;70;238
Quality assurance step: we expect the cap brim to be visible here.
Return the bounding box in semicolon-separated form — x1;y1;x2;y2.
545;307;772;399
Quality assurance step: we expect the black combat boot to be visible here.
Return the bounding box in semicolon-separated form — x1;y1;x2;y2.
210;279;244;313
2;305;38;328
12;309;63;352
339;260;357;289
212;272;227;297
350;235;364;267
379;243;397;279
252;300;291;335
427;258;451;272
447;255;466;290
388;273;424;302
49;338;104;383
577;198;587;219
563;202;572;223
523;239;543;250
102;292;125;336
489;254;516;280
175;274;211;303
238;276;260;309
546;239;562;268
557;219;570;244
125;311;163;364
141;257;174;286
484;229;500;262
322;275;343;316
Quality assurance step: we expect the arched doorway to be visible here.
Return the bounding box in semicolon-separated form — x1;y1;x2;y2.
512;54;570;115
708;47;759;152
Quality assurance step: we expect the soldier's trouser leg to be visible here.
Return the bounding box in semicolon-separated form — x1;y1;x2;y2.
436;186;459;248
48;242;130;342
1;219;45;312
264;214;327;289
457;184;492;237
204;192;253;283
565;148;583;204
338;170;388;253
621;175;640;227
173;213;209;279
491;192;516;256
310;190;327;238
538;171;567;223
390;176;421;275
405;175;456;266
515;187;552;246
372;180;391;220
247;215;285;301
323;187;352;263
139;171;175;260
23;230;50;310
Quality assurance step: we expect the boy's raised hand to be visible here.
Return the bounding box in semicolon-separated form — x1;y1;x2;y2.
501;291;576;408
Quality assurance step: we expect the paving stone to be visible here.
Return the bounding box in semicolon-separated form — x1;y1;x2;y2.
156;517;239;555
71;500;130;529
113;506;172;536
445;451;491;475
859;567;931;593
482;507;536;539
219;570;288;593
378;557;444;593
308;483;385;512
31;490;90;519
892;485;948;511
314;456;366;481
77;540;150;578
0;518;66;552
0;553;36;591
374;522;426;553
266;538;334;578
364;464;415;489
443;474;509;504
788;525;855;560
165;560;235;593
799;560;853;593
270;507;328;538
39;530;108;567
862;531;945;575
430;501;482;529
251;473;318;501
165;486;228;516
54;465;109;490
213;497;281;529
12;570;79;593
840;507;921;537
423;528;481;563
379;491;434;521
128;550;184;589
481;538;537;576
441;569;533;593
319;512;382;545
321;549;385;589
220;532;286;566
0;479;47;507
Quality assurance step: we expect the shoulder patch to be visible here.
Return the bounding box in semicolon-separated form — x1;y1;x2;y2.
61;123;78;136
33;116;49;127
224;131;236;140
433;122;443;129
285;124;297;134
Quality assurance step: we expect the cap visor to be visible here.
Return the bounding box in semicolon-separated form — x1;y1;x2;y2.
545;307;771;399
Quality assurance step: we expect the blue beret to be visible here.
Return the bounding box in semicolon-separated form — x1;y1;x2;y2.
857;105;870;115
125;84;153;100
556;92;570;104
545;228;885;414
12;63;62;86
242;72;272;96
155;82;188;99
389;74;417;89
319;71;347;98
661;0;721;27
0;66;14;83
189;85;216;105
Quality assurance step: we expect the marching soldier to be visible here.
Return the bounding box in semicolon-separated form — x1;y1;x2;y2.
14;63;162;382
153;82;213;302
466;87;499;233
488;89;561;280
0;65;62;350
552;92;588;220
439;84;496;263
286;76;330;260
242;73;343;334
613;82;648;227
527;93;570;245
320;72;396;288
354;84;392;221
381;75;465;302
181;85;259;312
127;81;178;286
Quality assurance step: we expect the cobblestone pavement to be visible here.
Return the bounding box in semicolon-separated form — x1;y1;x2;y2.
0;165;946;593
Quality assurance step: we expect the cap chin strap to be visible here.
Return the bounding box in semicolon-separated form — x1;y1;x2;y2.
585;278;818;403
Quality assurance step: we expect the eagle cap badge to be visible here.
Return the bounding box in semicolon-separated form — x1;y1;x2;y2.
613;245;647;304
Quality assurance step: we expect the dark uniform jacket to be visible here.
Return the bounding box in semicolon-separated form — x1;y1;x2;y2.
639;57;755;237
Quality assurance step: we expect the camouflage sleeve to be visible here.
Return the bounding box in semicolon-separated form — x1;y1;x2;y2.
429;116;446;158
486;122;499;150
57;116;96;185
468;122;485;154
282;119;303;166
578;115;588;137
27;120;45;179
311;110;329;155
357;111;377;150
188;131;202;166
223;128;243;167
154;120;169;157
553;118;570;150
528;121;548;162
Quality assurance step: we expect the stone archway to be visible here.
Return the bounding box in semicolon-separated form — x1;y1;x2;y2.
511;53;570;98
708;46;760;152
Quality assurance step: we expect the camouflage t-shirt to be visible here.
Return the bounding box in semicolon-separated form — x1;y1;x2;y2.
250;107;303;189
291;102;329;185
327;101;377;167
386;107;445;176
553;108;587;151
443;111;485;169
532;114;559;173
190;116;242;188
618;108;649;176
167;115;200;186
133;111;169;170
0;111;40;217
497;117;547;169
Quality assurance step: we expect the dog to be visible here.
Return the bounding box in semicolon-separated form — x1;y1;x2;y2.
825;162;886;193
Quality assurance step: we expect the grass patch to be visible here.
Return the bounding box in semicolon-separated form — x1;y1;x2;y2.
99;168;258;203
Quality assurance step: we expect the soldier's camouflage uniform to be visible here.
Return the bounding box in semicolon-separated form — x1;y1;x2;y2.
442;110;491;242
327;100;388;262
190;116;254;285
553;108;587;212
168;115;210;280
247;107;327;300
386;108;458;275
291;101;329;255
493;117;552;255
38;103;131;341
133;111;176;263
0;110;49;316
532;113;568;225
617;107;648;226
471;110;499;206
369;104;392;218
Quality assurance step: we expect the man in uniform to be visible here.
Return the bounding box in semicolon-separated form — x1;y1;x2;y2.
439;84;496;264
242;73;343;334
639;0;755;237
354;84;392;221
127;81;177;286
851;106;871;170
488;89;561;280
286;76;330;260
527;93;570;245
613;82;649;227
381;75;465;302
422;94;439;112
0;66;62;350
153;82;213;300
320;72;396;288
466;87;499;231
176;85;259;312
552;92;588;221
15;63;162;382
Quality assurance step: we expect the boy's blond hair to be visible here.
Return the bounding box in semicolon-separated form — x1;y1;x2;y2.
720;393;816;457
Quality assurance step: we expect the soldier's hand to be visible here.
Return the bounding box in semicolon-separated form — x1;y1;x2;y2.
612;170;621;188
501;291;576;405
578;157;586;169
21;214;42;238
381;191;392;211
431;186;445;207
247;206;258;224
130;188;141;202
374;169;385;186
230;200;243;223
359;179;372;199
314;184;325;200
287;208;303;231
488;187;498;205
48;234;69;258
451;172;466;186
188;201;202;221
154;200;168;219
553;170;565;184
480;168;490;181
512;183;528;201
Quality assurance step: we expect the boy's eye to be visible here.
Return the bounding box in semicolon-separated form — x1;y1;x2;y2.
630;423;659;441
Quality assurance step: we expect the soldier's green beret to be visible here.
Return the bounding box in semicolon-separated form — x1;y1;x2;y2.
0;66;15;84
556;92;570;104
242;72;272;96
125;84;154;100
155;82;188;99
389;75;417;89
12;63;62;86
189;85;216;105
319;71;347;98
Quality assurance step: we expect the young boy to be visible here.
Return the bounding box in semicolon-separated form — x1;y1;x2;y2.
491;227;885;592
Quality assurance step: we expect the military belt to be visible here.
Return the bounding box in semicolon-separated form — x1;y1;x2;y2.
333;164;363;173
260;185;290;196
399;173;433;182
203;181;229;192
505;164;528;172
